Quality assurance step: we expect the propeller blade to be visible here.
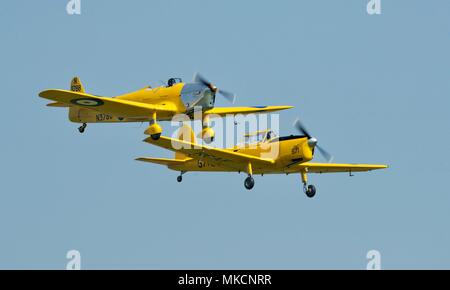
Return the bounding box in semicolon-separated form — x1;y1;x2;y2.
194;73;210;87
316;145;334;163
293;117;333;162
293;118;312;139
194;72;236;103
218;89;236;103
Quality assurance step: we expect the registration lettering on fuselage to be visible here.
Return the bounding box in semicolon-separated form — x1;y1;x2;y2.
96;113;113;122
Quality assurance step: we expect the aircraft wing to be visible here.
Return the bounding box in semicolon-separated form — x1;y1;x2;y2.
297;162;388;173
143;136;275;167
204;105;293;117
39;89;177;118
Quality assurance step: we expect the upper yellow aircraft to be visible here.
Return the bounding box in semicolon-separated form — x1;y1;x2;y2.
39;74;293;142
137;119;387;198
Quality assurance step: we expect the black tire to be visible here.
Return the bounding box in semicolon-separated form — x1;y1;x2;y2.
78;127;85;133
244;176;255;190
151;133;161;140
203;136;214;144
177;175;182;183
305;184;316;198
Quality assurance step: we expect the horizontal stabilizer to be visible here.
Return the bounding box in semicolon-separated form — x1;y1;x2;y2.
47;102;70;107
135;157;190;166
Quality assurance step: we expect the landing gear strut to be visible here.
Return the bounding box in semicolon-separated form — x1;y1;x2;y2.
301;171;316;198
144;112;162;140
78;123;87;133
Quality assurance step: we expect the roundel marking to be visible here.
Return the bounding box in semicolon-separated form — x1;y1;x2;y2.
70;98;104;107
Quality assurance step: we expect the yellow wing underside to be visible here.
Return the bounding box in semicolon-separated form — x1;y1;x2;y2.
141;136;387;174
295;163;387;173
40;90;293;120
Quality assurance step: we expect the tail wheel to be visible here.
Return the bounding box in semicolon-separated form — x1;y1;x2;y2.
177;175;182;183
244;176;255;190
78;123;86;133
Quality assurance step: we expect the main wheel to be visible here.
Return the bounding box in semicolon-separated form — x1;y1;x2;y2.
244;176;255;190
151;133;161;140
203;136;214;144
305;184;316;198
177;175;182;183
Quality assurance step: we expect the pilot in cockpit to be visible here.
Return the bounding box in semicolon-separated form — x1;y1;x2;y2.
167;78;182;87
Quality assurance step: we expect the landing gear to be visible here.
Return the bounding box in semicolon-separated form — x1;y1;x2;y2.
301;171;317;198
203;136;214;144
151;133;161;140
200;116;215;144
244;163;254;190
177;172;185;183
144;112;162;140
78;123;87;133
244;176;254;190
304;184;316;198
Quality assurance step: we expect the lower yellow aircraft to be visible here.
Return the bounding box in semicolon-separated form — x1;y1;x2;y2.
136;119;387;198
38;74;293;142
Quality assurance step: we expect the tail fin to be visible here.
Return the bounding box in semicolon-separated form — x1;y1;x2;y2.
46;76;83;107
68;76;86;121
175;124;196;160
70;77;85;93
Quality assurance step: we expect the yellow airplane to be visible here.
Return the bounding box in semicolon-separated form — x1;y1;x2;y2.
136;119;387;198
38;74;293;142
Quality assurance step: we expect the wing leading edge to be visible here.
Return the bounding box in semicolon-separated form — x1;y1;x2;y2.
204;105;293;117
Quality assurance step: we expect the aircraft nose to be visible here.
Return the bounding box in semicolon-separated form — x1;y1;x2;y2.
308;137;318;147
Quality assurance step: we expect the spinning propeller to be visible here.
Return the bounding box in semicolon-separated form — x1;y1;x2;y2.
194;73;236;104
293;118;334;162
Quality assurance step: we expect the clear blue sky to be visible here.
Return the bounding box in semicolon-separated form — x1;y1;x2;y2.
1;0;449;269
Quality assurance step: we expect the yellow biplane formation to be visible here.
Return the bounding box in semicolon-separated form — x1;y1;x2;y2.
39;74;387;198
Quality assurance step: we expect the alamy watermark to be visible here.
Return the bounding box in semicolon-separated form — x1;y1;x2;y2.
67;0;81;15
367;0;381;15
66;249;81;270
169;110;281;159
366;249;381;270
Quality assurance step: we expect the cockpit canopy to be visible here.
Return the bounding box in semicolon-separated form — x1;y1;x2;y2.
241;130;277;145
167;78;182;87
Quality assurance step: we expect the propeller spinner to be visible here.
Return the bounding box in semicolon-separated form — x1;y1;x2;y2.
293;118;334;163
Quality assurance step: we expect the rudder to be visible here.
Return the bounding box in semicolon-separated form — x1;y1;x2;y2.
70;77;85;93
